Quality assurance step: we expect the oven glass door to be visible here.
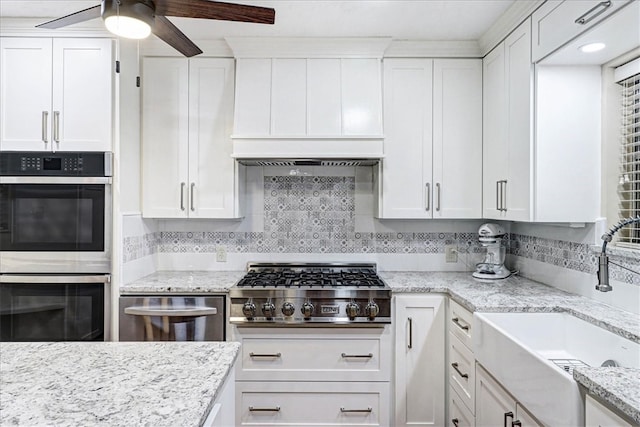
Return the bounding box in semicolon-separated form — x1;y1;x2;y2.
0;183;105;251
0;276;106;341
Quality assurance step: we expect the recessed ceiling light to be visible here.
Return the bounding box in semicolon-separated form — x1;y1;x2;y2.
579;42;606;53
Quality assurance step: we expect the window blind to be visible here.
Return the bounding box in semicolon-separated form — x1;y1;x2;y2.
618;72;640;246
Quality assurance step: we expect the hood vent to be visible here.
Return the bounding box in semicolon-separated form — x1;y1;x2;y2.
237;158;380;167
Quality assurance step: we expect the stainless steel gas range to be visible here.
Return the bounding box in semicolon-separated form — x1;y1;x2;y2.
229;263;391;326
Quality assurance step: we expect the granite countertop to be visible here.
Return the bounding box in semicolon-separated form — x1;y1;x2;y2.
0;342;240;427
121;271;246;294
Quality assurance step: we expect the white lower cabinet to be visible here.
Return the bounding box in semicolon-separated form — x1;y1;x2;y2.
394;295;446;427
231;327;392;426
203;366;236;427
585;394;633;427
449;389;475;427
476;364;542;427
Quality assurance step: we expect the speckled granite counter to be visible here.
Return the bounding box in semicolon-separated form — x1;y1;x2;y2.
0;342;240;427
121;271;245;294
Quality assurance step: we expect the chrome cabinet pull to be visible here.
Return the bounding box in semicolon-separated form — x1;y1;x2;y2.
452;418;460;427
496;180;500;211
41;111;48;143
425;183;430;211
451;362;469;379
249;352;282;358
53;111;60;143
190;182;195;211
407;316;413;349
575;0;611;25
341;353;373;358
436;182;441;212
502;180;507;212
124;306;217;317
180;182;186;211
451;317;470;331
340;407;372;413
504;411;514;427
249;406;280;412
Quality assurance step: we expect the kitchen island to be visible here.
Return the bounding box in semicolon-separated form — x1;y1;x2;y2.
0;341;240;426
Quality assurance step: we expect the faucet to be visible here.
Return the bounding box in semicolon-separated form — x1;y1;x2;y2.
596;215;640;292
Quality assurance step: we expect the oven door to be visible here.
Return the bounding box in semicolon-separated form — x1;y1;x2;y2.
0;177;111;273
0;274;110;342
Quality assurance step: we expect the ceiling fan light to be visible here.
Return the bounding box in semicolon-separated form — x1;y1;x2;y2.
104;15;151;39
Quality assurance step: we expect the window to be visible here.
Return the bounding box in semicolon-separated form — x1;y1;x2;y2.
617;67;640;246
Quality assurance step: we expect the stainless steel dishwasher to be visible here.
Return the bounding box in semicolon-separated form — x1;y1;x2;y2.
119;295;225;341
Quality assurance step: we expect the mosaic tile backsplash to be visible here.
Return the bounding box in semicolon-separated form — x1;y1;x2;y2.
122;175;640;286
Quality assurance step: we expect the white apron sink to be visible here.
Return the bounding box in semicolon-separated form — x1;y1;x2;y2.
473;312;639;427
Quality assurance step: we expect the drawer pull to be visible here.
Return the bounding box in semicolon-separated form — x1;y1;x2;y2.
341;353;373;358
512;421;522;427
249;352;282;358
451;362;469;379
575;0;611;25
452;418;460;427
249;406;281;412
452;317;470;331
504;411;514;427
340;407;372;413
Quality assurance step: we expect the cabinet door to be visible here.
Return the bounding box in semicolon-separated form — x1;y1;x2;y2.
482;43;507;219
51;38;112;151
141;57;189;218
342;58;383;136
476;364;516;427
515;402;543;427
394;295;445;427
188;58;240;218
585;395;633;427
380;59;433;219
233;58;272;136
504;19;532;222
0;38;52;151
271;58;307;135
433;59;482;219
307;59;342;135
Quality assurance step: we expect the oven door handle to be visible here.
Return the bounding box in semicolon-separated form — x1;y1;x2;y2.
0;275;111;284
0;177;112;185
124;306;218;317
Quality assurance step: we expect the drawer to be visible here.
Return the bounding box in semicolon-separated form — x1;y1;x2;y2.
449;299;473;349
236;381;390;426
449;331;475;414
449;386;475;427
233;327;391;382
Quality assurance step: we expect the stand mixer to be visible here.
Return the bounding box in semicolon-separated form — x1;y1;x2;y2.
472;223;512;280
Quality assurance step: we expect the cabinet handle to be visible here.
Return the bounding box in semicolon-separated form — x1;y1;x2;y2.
249;352;282;358
451;362;469;379
41;111;48;143
502;180;507;212
425;183;430;211
249;406;281;412
340;407;372;413
575;0;611;25
53;111;60;143
512;421;522;427
496;180;500;211
452;418;460;427
180;182;186;211
504;411;514;427
407;316;413;349
341;353;373;358
190;182;195;211
436;182;441;212
451;317;470;331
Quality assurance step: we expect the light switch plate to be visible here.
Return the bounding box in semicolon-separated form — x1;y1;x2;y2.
445;245;458;263
216;246;227;262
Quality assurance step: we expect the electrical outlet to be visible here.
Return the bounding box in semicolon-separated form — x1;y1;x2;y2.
445;245;458;263
216;246;227;262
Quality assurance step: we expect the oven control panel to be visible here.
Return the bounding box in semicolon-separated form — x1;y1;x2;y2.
0;152;112;177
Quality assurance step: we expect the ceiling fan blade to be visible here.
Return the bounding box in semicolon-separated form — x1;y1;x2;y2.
36;5;102;29
155;0;275;24
152;16;203;58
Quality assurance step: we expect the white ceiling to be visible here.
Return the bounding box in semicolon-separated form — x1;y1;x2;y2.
0;0;515;40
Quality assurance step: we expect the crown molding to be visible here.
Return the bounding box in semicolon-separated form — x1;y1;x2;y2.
478;0;546;56
225;37;392;58
384;40;482;58
140;39;233;57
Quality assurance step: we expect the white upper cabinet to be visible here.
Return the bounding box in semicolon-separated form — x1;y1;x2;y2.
379;58;482;219
142;57;242;219
0;37;113;152
233;57;383;137
531;0;630;62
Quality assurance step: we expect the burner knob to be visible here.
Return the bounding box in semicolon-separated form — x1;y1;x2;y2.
262;301;276;318
365;301;379;320
301;302;314;319
345;302;360;319
242;300;256;319
281;302;295;317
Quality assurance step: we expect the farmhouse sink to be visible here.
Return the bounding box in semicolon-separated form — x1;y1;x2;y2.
473;312;640;427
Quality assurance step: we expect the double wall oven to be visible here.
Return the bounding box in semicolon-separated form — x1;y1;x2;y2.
0;152;112;341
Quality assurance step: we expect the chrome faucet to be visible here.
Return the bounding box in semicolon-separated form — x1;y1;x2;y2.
596;215;640;292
